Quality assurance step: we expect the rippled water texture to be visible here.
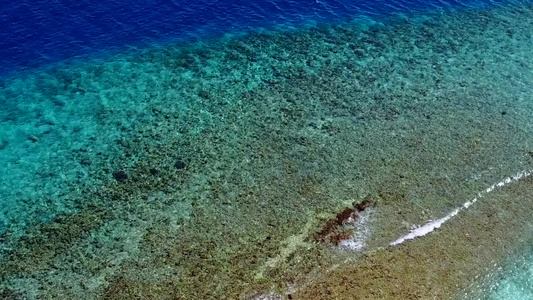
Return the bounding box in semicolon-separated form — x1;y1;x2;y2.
0;0;532;299
0;0;515;77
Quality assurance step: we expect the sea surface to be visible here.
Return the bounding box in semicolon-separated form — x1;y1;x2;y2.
0;0;532;299
0;0;514;77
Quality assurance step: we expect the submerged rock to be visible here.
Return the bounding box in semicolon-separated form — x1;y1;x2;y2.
313;194;376;245
0;140;8;150
174;160;186;170
112;170;128;182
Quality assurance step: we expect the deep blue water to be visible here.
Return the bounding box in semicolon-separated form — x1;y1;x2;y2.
0;0;515;78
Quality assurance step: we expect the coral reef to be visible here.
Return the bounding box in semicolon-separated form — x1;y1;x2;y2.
314;196;375;245
0;3;532;299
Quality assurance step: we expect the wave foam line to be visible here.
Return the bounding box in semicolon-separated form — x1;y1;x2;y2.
390;169;532;246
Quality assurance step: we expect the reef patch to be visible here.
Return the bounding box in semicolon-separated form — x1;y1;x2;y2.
313;195;375;247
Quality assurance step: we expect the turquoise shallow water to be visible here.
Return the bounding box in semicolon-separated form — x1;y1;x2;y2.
0;1;532;299
467;244;533;300
491;249;533;300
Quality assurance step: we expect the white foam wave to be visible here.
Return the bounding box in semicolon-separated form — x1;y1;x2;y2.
339;209;373;251
390;169;532;246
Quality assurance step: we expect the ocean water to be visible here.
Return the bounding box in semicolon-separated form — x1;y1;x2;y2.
0;0;514;77
487;246;533;300
0;0;532;299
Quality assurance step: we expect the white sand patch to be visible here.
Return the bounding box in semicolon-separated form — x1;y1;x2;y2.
252;292;284;300
339;209;374;251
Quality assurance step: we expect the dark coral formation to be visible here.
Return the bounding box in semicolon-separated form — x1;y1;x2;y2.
314;196;375;245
